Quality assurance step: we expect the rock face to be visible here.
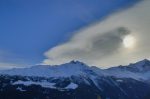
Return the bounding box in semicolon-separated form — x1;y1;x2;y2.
0;60;150;99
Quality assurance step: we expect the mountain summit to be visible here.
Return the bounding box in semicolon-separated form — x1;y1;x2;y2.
0;59;150;99
128;59;150;72
0;60;92;78
0;59;150;80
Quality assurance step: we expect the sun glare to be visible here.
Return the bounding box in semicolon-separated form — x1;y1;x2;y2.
123;35;136;48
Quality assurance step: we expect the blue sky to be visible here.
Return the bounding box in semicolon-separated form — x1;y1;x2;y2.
0;0;140;67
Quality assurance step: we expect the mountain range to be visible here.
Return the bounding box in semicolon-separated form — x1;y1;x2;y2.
0;59;150;99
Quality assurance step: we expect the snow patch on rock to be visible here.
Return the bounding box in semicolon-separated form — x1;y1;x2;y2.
65;82;78;89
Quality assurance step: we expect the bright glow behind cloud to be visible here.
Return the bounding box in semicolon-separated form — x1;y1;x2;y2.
123;35;136;48
43;0;150;68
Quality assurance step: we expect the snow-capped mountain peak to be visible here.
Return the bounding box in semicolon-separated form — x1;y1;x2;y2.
103;59;150;80
0;60;91;78
0;59;150;81
106;59;150;72
127;59;150;72
135;59;150;65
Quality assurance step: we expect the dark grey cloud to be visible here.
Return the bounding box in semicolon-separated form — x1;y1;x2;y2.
90;27;130;58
